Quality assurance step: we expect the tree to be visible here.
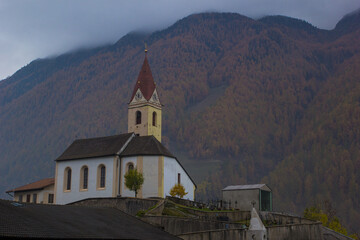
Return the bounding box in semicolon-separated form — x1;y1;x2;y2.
124;168;144;198
304;205;358;239
169;183;188;198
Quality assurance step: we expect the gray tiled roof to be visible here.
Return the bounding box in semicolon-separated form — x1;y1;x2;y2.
56;133;175;161
0;199;179;239
121;135;175;158
56;133;134;161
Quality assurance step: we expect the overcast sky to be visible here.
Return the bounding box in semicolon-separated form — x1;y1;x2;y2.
0;0;359;80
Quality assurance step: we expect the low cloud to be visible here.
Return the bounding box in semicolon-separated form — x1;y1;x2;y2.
0;0;358;80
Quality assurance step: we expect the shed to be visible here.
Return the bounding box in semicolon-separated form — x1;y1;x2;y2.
222;184;272;211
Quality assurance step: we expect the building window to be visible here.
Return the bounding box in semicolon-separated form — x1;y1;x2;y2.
48;194;54;204
64;167;72;191
136;111;142;125
152;112;157;126
19;195;23;202
80;166;88;190
32;194;37;203
178;173;181;184
26;194;31;203
97;164;106;189
128;163;134;171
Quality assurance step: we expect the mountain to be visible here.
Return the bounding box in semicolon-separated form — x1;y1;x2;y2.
1;10;360;233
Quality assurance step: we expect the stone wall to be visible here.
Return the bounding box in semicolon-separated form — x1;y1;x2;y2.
260;211;314;225
267;222;324;240
178;229;247;240
322;226;354;240
140;215;245;235
69;197;159;215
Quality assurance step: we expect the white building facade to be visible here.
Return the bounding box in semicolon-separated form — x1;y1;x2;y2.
54;51;196;205
54;134;196;204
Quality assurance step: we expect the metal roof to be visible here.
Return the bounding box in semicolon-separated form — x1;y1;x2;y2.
222;184;271;191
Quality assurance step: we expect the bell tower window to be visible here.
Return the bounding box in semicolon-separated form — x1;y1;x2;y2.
152;112;157;126
136;111;142;125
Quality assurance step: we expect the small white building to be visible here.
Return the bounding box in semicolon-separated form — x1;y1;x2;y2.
6;178;55;204
54;51;196;205
222;184;272;212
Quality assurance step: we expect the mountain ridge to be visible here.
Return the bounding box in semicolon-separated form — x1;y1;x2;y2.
0;11;359;233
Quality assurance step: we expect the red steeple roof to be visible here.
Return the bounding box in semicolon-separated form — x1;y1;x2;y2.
130;53;156;102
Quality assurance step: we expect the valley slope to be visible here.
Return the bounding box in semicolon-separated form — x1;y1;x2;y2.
1;11;359;232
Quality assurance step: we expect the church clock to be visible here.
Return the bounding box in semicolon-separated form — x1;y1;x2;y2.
135;91;142;101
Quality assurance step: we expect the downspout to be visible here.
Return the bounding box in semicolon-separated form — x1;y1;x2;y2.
118;156;122;197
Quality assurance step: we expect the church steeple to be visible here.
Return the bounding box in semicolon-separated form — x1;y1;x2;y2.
128;50;162;142
129;53;158;103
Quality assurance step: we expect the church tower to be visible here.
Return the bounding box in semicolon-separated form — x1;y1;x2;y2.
128;50;162;142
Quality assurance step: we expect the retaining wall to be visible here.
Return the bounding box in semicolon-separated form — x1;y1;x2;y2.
260;211;314;225
267;222;324;240
141;215;245;235
178;229;247;240
69;197;159;215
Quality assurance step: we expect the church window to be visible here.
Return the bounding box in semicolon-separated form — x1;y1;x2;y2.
48;194;54;204
136;111;142;125
64;167;72;191
80;166;88;190
178;173;181;184
152;112;157;126
97;164;106;189
127;163;134;172
32;194;37;203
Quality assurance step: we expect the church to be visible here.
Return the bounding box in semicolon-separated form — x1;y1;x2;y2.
51;51;195;204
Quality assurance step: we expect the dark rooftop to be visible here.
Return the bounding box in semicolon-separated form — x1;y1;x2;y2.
56;133;176;161
56;133;134;161
121;135;175;158
0;199;179;239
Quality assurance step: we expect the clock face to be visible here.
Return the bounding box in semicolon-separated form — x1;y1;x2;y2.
152;92;158;102
135;91;142;100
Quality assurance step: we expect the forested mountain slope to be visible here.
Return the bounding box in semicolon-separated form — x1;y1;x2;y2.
1;10;359;232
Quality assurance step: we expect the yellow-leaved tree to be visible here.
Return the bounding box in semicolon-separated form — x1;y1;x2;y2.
169;183;188;198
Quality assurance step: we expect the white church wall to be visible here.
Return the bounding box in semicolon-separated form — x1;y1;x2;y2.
55;156;115;205
164;157;195;201
121;156;160;198
121;156;137;197
141;156;159;198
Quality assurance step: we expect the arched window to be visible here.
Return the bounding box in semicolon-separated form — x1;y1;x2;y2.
178;173;181;184
80;166;88;190
152;112;157;126
97;164;106;189
128;163;134;171
64;167;72;191
136;111;142;125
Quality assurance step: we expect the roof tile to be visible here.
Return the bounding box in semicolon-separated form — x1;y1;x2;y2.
7;178;54;193
56;133;133;161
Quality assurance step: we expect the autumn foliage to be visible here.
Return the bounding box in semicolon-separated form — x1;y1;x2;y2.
0;11;360;233
169;183;188;199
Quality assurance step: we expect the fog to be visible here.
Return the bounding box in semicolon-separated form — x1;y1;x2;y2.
0;0;358;80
